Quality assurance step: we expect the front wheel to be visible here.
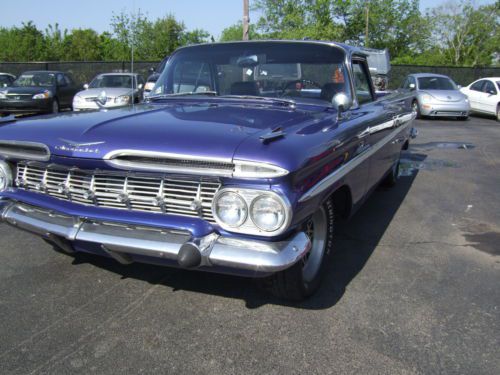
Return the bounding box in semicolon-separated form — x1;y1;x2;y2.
51;99;59;114
260;199;335;301
412;100;421;119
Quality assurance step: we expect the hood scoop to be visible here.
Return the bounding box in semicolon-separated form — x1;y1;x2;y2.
260;127;286;144
105;150;235;177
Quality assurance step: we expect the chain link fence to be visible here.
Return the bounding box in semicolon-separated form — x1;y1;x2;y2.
1;61;499;89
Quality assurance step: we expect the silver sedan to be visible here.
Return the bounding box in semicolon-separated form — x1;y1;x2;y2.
399;73;470;120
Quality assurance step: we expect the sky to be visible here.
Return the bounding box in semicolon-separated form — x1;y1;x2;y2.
0;0;496;39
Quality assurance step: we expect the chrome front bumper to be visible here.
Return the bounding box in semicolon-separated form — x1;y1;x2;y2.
0;200;310;276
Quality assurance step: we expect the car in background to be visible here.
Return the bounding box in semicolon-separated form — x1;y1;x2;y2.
460;77;500;121
399;73;470;120
73;73;145;111
361;48;391;94
144;56;169;96
0;71;78;114
0;73;16;88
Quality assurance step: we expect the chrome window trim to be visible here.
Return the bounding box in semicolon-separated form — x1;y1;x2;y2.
212;187;293;237
299;116;415;202
0;140;50;162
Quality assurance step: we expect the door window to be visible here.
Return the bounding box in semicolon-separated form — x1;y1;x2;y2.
483;81;497;95
470;80;485;92
56;74;66;86
352;60;374;105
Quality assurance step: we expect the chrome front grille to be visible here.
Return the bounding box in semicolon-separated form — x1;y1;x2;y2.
15;163;220;223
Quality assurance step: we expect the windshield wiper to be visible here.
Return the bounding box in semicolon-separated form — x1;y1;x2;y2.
219;95;296;108
148;91;218;101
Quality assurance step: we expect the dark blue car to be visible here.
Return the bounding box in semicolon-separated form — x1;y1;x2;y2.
0;41;417;300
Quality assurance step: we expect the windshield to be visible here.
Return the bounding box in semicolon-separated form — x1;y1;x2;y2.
151;42;350;105
89;75;135;89
418;76;457;90
13;72;55;87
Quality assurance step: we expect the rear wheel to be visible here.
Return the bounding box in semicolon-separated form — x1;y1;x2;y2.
496;105;500;122
261;199;335;301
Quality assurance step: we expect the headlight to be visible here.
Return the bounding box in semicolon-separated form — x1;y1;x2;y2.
212;188;291;236
0;91;6;99
214;191;248;227
144;82;155;92
250;195;286;232
0;161;13;192
73;95;84;103
32;90;52;99
114;95;131;104
421;94;433;103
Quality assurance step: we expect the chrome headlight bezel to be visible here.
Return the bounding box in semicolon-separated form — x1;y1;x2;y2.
0;160;13;192
114;95;131;105
212;188;292;237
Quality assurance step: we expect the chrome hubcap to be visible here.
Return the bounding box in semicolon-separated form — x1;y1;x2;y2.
302;207;327;283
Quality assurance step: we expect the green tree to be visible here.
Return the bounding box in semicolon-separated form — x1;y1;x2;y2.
220;22;262;41
0;22;45;61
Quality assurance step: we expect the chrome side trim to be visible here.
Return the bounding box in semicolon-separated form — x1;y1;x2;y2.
299;119;412;202
0;201;311;275
0;140;50;162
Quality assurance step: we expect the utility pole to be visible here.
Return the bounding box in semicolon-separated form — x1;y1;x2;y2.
243;0;250;41
365;2;370;47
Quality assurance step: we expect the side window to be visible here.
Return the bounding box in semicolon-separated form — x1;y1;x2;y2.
470;80;485;92
173;62;212;93
352;60;374;105
64;75;73;86
400;78;409;89
483;81;497;94
57;74;66;86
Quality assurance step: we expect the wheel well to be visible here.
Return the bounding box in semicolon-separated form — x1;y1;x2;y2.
329;185;352;220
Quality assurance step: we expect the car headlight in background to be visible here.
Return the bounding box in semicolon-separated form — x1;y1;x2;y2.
421;94;433;103
144;82;155;92
250;195;286;232
0;91;7;99
0;161;13;192
114;95;131;105
214;191;248;227
32;90;52;100
73;95;84;103
212;188;291;236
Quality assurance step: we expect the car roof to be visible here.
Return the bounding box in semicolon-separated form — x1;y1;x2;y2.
96;72;141;76
0;72;15;77
21;70;65;75
176;39;365;57
409;73;452;79
474;77;500;81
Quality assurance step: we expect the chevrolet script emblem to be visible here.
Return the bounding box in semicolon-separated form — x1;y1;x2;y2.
54;138;105;154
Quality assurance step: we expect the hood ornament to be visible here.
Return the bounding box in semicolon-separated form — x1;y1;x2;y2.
55;138;105;154
97;90;108;107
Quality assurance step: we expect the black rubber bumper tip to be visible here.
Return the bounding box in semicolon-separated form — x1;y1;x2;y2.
178;243;202;268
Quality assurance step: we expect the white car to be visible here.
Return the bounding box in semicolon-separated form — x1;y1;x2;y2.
73;73;145;111
460;77;500;121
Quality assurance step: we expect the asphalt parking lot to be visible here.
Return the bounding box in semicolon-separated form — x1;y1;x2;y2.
0;115;499;375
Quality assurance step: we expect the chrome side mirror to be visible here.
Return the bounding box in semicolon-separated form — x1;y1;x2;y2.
138;83;143;90
409;83;416;90
332;93;352;120
83;83;89;90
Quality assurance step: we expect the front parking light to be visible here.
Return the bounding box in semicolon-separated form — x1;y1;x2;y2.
0;161;13;192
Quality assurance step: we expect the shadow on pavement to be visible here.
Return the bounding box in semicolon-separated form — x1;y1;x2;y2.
70;149;424;310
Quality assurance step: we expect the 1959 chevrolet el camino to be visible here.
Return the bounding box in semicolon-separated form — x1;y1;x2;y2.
0;41;417;300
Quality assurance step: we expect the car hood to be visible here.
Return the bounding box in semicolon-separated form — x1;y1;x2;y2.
2;86;54;95
422;90;465;102
76;88;134;98
0;102;330;163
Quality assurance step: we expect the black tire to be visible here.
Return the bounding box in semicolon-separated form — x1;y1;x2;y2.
496;105;500;122
260;199;335;301
412;100;421;119
51;99;59;114
457;116;468;121
382;152;401;188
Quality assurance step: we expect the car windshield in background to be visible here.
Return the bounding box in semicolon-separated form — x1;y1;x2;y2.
418;76;456;90
89;75;134;89
13;73;55;87
496;81;500;91
151;42;350;104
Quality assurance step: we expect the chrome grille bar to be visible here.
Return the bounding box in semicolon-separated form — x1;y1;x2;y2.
15;163;220;223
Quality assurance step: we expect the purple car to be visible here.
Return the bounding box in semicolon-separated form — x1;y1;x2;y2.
0;41;417;300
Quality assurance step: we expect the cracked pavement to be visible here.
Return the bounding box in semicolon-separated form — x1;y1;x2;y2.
0;115;499;374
